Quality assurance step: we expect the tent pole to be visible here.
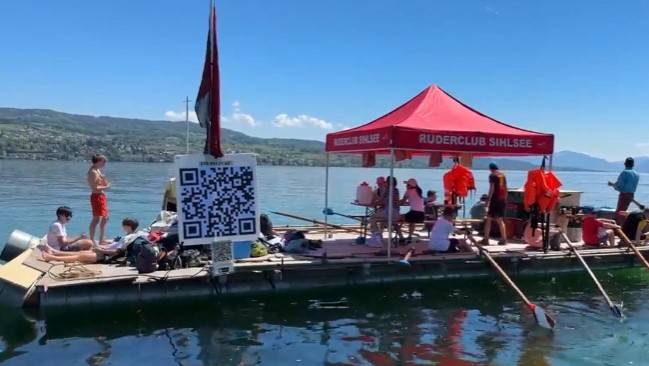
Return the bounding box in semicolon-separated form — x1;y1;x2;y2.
387;148;395;262
324;153;330;240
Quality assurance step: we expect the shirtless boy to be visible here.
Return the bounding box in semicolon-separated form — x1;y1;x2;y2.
88;154;110;244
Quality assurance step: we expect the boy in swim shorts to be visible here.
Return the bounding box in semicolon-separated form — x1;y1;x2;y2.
87;153;111;244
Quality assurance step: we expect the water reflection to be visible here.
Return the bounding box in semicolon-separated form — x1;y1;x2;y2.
2;270;649;365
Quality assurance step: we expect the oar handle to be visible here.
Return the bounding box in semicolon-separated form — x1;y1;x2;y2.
616;228;649;270
560;232;617;308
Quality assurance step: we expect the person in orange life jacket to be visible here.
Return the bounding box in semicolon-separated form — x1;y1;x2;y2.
608;157;640;225
581;209;618;247
399;178;425;243
482;162;508;245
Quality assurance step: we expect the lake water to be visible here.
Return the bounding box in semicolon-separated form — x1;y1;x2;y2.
2;160;649;365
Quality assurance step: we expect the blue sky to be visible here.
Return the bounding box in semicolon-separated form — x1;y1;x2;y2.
0;0;647;160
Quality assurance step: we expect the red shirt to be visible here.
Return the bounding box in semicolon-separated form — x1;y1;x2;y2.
582;216;604;245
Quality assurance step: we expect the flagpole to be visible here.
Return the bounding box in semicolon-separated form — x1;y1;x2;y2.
185;96;191;153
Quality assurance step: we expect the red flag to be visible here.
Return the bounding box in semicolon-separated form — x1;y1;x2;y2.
195;0;223;158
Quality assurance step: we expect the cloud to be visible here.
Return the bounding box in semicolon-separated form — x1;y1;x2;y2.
230;101;256;126
273;113;333;129
164;100;256;126
484;5;500;16
164;110;198;123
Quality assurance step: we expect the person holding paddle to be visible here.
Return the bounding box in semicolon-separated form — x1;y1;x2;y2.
608;157;640;225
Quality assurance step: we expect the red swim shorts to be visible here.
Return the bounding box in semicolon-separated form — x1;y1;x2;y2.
90;193;109;217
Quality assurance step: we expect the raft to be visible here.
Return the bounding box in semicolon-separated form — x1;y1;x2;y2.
1;226;648;309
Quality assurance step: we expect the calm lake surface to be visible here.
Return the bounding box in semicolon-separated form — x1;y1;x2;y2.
2;160;649;365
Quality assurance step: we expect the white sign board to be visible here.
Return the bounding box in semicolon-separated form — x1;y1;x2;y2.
174;153;259;246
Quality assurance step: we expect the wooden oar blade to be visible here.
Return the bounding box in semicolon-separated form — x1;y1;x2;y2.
530;303;556;330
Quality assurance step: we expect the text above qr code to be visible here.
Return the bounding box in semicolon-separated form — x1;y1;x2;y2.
174;154;259;245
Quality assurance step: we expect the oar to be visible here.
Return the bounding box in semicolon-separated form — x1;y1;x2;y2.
471;237;555;329
608;185;645;210
396;247;415;267
322;208;364;222
632;199;646;210
270;211;363;235
615;228;649;271
560;232;623;318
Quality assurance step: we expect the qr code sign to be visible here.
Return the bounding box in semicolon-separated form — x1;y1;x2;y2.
175;154;259;246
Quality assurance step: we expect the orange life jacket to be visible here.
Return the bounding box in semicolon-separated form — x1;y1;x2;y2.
523;169;562;212
444;164;475;199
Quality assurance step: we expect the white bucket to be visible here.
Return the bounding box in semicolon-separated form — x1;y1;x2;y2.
566;227;582;243
1;230;42;262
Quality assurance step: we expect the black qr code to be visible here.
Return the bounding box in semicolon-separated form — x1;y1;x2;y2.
212;242;233;262
179;165;257;240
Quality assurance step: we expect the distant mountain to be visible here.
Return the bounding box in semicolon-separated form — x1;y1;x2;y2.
552;151;618;171
0;107;638;171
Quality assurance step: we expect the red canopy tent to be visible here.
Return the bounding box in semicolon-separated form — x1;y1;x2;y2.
322;84;555;260
326;84;554;156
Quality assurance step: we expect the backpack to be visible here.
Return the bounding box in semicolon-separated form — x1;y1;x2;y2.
260;214;274;239
126;236;158;273
136;242;158;274
622;211;645;240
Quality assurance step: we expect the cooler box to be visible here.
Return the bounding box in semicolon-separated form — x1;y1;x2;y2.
233;241;252;259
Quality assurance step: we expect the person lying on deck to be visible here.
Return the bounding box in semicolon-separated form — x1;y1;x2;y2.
582;210;618;247
428;207;473;253
45;206;94;252
42;217;141;264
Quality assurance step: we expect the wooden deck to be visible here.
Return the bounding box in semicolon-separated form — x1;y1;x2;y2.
1;226;648;309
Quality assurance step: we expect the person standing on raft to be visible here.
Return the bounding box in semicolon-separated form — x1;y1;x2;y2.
608;157;640;225
483;162;508;245
87;153;111;244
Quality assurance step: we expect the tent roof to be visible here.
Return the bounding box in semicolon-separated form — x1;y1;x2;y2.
325;84;554;156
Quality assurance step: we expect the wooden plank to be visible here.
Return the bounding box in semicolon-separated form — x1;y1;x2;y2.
37;263;139;288
0;249;43;289
22;251;54;273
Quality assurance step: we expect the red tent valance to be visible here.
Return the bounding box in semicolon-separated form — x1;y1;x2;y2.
325;84;554;156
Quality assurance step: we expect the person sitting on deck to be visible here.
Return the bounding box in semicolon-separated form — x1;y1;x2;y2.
399;178;425;243
42;217;141;264
582;210;618;247
470;194;489;220
368;177;400;247
424;190;439;233
373;176;387;205
45;206;94;252
428;207;473;253
621;209;649;244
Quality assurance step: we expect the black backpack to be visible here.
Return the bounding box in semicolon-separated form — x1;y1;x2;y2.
622;211;645;240
136;242;158;274
260;214;274;239
126;236;158;273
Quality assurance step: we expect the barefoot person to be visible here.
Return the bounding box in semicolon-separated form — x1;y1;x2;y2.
43;217;140;264
46;206;94;251
608;157;640;225
88;154;110;244
483;162;508;245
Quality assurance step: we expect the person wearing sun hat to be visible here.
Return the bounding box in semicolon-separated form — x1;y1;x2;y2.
399;178;425;243
483;162;508;245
